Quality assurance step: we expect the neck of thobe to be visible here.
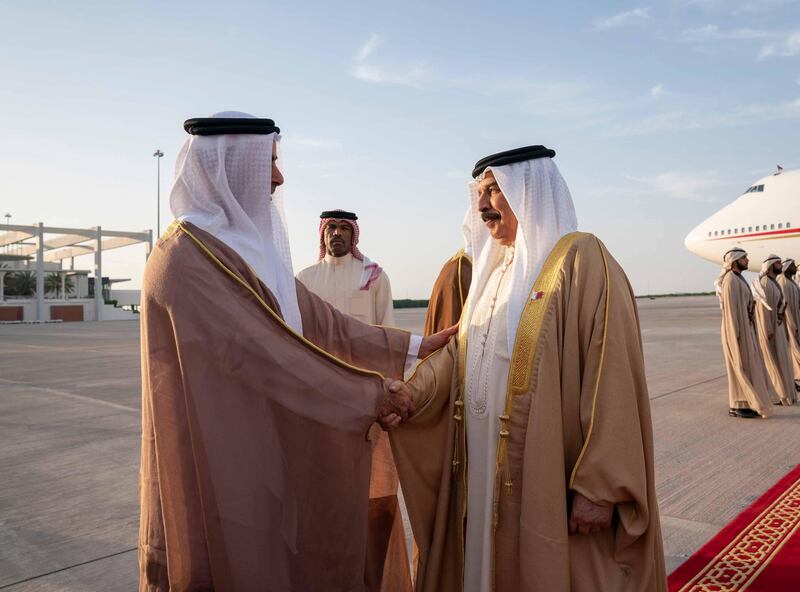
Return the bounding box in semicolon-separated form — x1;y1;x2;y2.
464;244;515;592
324;252;354;265
302;253;362;316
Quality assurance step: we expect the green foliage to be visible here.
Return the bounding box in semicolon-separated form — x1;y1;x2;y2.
393;299;429;309
4;271;36;297
44;273;75;297
635;292;715;299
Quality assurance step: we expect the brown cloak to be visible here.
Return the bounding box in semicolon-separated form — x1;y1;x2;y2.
423;250;473;336
777;274;800;384
719;271;773;416
390;232;665;592
139;221;412;591
754;275;795;405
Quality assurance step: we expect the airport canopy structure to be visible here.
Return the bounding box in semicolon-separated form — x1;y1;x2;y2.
0;223;152;322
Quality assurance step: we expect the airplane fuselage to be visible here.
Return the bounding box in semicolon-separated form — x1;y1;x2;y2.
684;169;800;271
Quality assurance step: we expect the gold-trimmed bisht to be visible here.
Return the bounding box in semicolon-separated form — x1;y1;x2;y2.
454;248;472;308
493;232;591;502
568;237;611;489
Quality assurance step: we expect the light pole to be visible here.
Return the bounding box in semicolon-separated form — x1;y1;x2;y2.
153;149;164;236
2;213;8;255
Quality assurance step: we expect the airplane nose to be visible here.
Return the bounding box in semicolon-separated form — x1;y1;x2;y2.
684;224;704;256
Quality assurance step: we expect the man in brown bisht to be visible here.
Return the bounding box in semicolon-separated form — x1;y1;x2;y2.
777;257;800;391
423;211;473;336
390;146;666;591
714;248;772;418
752;254;795;405
138;112;453;592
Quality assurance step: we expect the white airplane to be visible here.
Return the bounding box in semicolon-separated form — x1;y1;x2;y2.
684;168;800;271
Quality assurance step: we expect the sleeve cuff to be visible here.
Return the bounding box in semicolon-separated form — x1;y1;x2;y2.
405;334;423;373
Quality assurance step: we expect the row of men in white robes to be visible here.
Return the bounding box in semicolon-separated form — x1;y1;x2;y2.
716;249;800;419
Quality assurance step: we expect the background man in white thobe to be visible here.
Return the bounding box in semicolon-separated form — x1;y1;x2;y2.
297;209;396;326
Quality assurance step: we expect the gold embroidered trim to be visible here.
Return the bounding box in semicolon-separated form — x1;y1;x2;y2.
677;474;800;591
456;289;469;393
177;222;384;380
457;253;466;308
404;346;446;384
160;220;181;241
492;232;589;496
509;232;590;399
568;237;611;489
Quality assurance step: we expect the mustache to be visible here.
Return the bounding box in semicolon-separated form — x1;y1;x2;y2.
481;210;501;222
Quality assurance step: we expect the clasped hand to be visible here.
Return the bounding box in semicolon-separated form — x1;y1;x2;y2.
376;324;457;431
377;379;415;431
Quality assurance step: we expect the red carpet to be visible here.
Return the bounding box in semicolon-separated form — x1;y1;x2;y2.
668;464;800;591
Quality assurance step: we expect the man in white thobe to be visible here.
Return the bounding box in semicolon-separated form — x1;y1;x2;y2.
297;209;395;326
298;208;412;589
464;243;515;589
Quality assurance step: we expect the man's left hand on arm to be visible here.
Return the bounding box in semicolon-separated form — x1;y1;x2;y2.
418;324;458;359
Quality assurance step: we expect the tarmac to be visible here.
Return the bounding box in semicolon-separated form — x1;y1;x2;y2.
1;295;798;590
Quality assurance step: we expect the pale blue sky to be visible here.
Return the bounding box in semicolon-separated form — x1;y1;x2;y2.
1;0;798;297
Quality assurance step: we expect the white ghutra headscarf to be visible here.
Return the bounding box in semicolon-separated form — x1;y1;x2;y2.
463;157;578;353
751;254;781;312
170;111;303;333
714;248;747;308
462;206;474;259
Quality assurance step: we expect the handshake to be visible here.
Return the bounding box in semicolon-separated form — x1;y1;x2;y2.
377;379;415;431
373;323;457;430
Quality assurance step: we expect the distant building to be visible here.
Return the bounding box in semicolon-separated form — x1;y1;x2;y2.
0;223;150;322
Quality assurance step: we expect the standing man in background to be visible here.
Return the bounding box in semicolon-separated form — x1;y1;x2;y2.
753;255;795;406
297;208;411;591
298;209;396;326
714;248;772;418
423;211;473;335
777;257;800;391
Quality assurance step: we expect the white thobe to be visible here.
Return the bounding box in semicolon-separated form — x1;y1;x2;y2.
297;253;396;326
464;245;515;592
